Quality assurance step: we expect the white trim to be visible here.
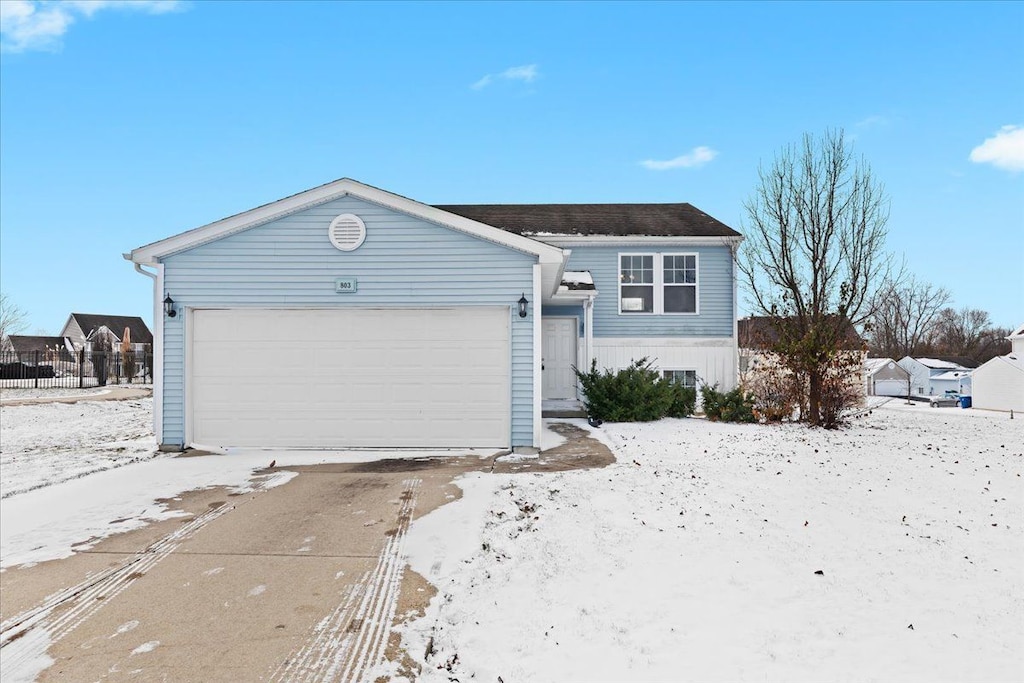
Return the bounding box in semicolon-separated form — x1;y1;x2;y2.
534;235;744;247
128;178;565;266
731;243;739;388
617;251;699;316
184;305;194;447
546;289;600;304
594;336;735;348
584;297;594;370
533;263;543;450
154;264;164;445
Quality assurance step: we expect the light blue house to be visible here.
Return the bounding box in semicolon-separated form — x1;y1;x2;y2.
127;179;743;452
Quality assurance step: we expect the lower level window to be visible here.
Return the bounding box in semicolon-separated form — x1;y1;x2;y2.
663;369;697;389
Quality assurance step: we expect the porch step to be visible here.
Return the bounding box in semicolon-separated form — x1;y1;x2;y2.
542;399;587;419
542;408;588;418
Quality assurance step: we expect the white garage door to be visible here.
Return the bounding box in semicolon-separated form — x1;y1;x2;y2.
190;308;510;448
874;379;906;396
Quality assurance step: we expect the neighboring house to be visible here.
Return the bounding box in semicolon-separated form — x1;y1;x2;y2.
737;315;865;377
897;357;976;397
970;323;1024;413
61;313;153;354
1010;323;1024;355
127;178;743;452
863;357;911;396
5;335;75;361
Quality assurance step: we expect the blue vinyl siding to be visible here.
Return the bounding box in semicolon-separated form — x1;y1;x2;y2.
562;245;735;337
160;196;536;447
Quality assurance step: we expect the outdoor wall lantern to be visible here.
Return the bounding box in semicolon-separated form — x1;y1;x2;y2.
518;293;529;318
163;295;177;318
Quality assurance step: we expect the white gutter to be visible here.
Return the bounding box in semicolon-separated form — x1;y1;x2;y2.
531;262;543;452
531;235;745;248
731;242;740;391
131;259;163;444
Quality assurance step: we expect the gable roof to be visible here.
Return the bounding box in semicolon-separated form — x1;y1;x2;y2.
69;314;153;344
434;203;741;239
738;315;863;350
979;353;1024;374
126;177;569;297
6;335;71;356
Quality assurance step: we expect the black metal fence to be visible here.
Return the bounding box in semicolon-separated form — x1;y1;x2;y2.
0;349;154;389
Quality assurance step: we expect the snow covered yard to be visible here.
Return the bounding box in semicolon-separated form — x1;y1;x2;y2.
0;397;157;498
393;404;1024;682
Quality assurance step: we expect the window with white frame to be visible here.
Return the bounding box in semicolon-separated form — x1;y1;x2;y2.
619;252;698;314
663;369;698;388
619;254;654;313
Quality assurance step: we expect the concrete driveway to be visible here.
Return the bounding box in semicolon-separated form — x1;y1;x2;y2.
0;423;612;682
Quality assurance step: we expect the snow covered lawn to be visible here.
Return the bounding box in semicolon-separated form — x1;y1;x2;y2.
395;404;1024;682
0;398;157;498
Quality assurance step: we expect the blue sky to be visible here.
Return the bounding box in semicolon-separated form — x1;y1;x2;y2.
1;0;1022;335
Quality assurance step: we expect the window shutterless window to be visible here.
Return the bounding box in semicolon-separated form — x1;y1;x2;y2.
663;369;697;388
663;254;697;313
619;254;654;313
618;252;698;314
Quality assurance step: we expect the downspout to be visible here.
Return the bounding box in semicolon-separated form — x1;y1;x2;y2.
731;241;740;391
530;262;543;452
584;295;595;371
131;260;163;445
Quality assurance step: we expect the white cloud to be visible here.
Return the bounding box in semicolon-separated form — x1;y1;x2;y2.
640;146;718;171
856;115;889;128
1;0;184;53
471;63;539;90
969;125;1024;172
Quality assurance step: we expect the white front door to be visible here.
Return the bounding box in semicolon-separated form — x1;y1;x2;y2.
542;317;578;399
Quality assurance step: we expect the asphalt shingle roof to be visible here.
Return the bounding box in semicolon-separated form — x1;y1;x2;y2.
433;203;741;238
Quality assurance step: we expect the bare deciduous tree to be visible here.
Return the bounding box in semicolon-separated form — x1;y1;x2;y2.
867;277;951;359
931;307;1009;361
739;130;892;426
0;292;29;347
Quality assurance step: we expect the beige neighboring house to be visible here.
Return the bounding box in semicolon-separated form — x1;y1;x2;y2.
60;313;153;354
738;315;866;384
864;357;911;396
970;323;1024;413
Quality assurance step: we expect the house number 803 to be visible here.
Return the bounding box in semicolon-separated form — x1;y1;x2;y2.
335;278;358;293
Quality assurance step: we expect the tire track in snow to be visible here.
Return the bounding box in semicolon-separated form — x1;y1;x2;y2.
0;473;288;675
270;478;421;683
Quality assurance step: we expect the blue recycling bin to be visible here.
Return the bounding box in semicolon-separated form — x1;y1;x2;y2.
959;396;972;409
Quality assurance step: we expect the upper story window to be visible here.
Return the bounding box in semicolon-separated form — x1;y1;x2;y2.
619;252;699;314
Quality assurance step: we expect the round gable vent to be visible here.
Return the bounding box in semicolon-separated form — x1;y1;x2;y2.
328;213;366;251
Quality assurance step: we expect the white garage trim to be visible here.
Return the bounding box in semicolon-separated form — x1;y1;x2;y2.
185;307;512;449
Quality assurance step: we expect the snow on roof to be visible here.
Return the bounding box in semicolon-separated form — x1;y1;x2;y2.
915;358;965;370
932;370;970;380
1010;324;1024;338
560;271;595;290
864;358;894;371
